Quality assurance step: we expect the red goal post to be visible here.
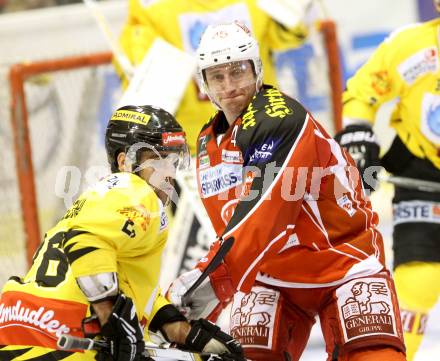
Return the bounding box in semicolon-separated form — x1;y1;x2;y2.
9;52;112;266
319;20;343;132
8;20;343;268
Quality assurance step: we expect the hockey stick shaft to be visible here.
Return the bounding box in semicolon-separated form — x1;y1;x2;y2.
82;0;134;77
379;175;440;193
57;334;213;360
57;334;108;351
182;237;234;306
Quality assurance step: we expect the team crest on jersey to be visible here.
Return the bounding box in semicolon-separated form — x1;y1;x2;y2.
336;276;400;344
398;47;438;84
230;286;280;350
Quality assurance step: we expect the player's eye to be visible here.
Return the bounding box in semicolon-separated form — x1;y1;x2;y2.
209;73;224;82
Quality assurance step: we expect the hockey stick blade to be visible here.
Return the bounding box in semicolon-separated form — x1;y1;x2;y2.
379;175;440;193
182;237;234;306
57;334;217;360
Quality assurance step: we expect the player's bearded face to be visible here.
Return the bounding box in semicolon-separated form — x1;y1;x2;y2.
435;0;440;12
204;60;257;115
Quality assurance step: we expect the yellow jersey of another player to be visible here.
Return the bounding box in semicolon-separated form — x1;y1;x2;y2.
119;0;308;153
343;18;440;169
0;172;170;357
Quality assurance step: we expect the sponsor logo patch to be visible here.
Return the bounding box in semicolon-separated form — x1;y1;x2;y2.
199;163;242;197
117;205;151;231
245;138;281;165
0;291;87;349
398;47;438;84
337;195;356;217
162;132;186;146
263;88;293;118
336;277;398;343
241;102;258;130
197;134;211;157
230;287;280;349
221;149;242;163
199;155;210;169
111;110;151;125
339;130;377;145
393;200;440;225
370;71;391;95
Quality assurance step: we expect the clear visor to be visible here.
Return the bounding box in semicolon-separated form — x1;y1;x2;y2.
125;141;190;205
203;60;257;97
126;141;190;173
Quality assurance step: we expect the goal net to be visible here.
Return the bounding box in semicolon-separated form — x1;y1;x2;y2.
0;2;342;287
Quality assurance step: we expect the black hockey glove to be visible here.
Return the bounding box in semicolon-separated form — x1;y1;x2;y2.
95;294;150;361
334;124;381;192
183;319;245;361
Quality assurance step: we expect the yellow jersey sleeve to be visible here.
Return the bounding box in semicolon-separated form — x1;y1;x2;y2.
342;30;405;124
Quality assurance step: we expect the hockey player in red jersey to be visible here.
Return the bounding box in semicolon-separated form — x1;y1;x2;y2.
168;22;407;361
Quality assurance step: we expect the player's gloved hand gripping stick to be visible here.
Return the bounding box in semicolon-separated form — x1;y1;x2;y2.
167;237;235;319
182;237;235;307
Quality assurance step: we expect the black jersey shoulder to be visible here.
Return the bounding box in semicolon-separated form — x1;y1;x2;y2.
236;85;308;166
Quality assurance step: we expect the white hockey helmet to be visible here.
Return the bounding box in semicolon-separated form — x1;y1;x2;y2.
196;21;263;95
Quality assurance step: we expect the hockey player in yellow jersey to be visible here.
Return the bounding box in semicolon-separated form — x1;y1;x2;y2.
118;0;308;153
335;2;440;360
0;105;244;361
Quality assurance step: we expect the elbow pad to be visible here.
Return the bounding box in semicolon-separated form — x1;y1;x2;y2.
76;272;119;303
